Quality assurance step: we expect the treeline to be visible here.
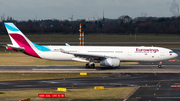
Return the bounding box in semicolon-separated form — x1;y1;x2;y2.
0;16;180;35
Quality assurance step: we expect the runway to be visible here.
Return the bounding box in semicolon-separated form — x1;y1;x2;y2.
0;64;180;73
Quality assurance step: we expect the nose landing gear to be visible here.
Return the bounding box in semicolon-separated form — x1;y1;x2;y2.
158;62;162;68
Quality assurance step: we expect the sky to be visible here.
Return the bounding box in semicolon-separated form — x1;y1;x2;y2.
0;0;179;21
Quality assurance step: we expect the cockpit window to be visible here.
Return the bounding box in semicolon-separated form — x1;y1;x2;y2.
169;51;174;53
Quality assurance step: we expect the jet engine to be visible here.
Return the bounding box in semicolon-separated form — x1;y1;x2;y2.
100;58;120;67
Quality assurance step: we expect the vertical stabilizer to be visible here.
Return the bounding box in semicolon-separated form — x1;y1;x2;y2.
4;23;33;47
4;23;41;58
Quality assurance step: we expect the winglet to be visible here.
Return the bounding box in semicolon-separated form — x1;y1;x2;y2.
65;43;70;46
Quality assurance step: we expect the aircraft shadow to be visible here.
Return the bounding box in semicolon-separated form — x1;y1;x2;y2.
94;66;136;70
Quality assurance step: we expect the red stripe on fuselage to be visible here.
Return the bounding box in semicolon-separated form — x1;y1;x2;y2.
9;33;41;58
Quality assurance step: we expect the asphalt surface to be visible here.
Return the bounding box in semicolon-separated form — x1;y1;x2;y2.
0;64;180;73
0;73;179;90
129;87;180;101
0;74;136;90
127;74;180;101
1;73;180;101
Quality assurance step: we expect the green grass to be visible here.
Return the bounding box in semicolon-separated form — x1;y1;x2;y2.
0;87;138;99
1;34;180;42
0;73;115;81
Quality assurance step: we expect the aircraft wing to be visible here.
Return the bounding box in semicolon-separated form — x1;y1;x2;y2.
60;48;108;60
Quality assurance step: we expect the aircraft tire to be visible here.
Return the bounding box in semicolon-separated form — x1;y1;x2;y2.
85;63;89;68
90;63;95;68
158;65;162;68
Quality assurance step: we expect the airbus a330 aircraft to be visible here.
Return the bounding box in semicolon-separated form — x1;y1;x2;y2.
4;23;178;68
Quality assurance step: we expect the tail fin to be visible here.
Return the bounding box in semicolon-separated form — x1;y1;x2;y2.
4;23;41;58
4;23;33;47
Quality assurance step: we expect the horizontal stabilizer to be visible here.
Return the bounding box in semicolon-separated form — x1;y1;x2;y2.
6;45;24;52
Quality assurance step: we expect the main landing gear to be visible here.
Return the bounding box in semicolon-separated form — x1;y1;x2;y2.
85;63;95;68
158;62;162;68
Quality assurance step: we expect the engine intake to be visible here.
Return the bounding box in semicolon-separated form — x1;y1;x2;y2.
100;58;120;67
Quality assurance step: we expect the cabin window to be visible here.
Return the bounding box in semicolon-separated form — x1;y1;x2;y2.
169;51;174;53
88;51;114;53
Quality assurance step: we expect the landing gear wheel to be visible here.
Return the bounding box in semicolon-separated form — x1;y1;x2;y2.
85;63;95;69
158;62;162;68
90;63;95;68
158;65;162;68
85;63;90;68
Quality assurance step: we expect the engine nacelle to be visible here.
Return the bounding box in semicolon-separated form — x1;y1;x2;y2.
100;58;120;67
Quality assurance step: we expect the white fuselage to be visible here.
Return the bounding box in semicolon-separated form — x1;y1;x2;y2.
37;46;178;62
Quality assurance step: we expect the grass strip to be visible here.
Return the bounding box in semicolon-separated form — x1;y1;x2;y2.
0;87;138;99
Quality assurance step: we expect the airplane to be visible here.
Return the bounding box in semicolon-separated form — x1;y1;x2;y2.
4;23;178;68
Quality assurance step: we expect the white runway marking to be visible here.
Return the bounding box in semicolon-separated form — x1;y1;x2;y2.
32;69;96;71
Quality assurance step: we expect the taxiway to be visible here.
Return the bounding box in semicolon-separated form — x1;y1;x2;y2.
1;73;180;101
0;65;180;73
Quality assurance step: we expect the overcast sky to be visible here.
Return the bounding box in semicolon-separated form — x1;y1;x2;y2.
0;0;179;21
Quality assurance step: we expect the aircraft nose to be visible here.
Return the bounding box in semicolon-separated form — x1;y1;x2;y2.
174;53;178;58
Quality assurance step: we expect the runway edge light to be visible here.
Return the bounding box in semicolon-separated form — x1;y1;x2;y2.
80;73;87;75
57;88;67;92
94;86;104;90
